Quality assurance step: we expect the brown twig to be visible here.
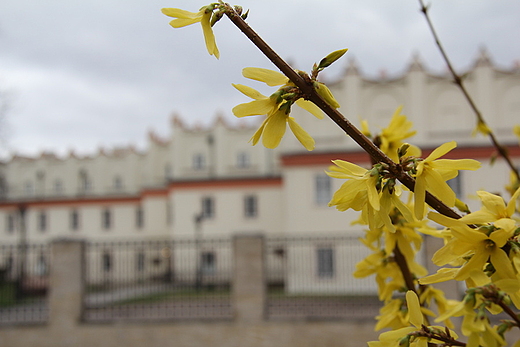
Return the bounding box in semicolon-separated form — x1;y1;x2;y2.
418;0;520;184
222;3;462;222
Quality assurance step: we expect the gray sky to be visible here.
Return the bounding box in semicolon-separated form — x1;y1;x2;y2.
1;0;519;157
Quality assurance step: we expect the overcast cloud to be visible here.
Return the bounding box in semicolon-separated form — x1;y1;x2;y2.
0;0;519;157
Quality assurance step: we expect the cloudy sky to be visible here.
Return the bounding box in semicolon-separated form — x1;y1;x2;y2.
1;0;519;158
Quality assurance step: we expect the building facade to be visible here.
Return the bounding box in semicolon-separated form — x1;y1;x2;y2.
0;51;519;291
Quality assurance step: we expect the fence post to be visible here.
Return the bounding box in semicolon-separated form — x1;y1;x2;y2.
233;233;265;323
49;239;85;329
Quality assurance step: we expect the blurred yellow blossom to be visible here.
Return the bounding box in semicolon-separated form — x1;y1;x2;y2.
471;119;491;137
162;6;220;59
378;106;421;162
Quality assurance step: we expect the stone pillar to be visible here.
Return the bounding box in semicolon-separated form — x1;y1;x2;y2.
233;234;265;323
49;239;85;329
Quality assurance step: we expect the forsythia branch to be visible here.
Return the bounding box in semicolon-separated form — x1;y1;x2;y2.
418;0;520;184
221;2;463;221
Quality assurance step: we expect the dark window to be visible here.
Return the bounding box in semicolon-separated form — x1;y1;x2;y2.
201;251;216;275
317;248;334;278
70;209;79;231
102;208;111;230
38;211;47;232
236;152;250;168
102;252;112;272
201;197;214;219
136;206;144;229
244;195;258;218
315;174;332;205
193;154;206;170
113;176;123;190
6;213;14;233
136;252;145;272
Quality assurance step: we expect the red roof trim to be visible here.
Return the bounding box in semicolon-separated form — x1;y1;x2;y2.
169;177;282;190
282;145;520;166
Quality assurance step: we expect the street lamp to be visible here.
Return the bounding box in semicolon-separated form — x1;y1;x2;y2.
194;212;205;290
16;204;27;301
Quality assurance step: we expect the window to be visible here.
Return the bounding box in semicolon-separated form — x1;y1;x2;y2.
36;253;48;276
102;252;112;272
201;251;216;275
447;173;463;197
201;197;214;219
136;206;144;229
6;213;14;233
317;247;334;278
38;211;47;232
192;154;206;170
244;195;258;218
136;252;145;272
164;163;173;180
315;174;332;205
24;181;34;197
79;169;92;193
70;209;79;231
53;179;64;195
102;208;111;230
236;152;250;168
113;176;123;191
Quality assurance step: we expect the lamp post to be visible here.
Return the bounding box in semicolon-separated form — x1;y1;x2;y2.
15;204;27;301
194;212;205;290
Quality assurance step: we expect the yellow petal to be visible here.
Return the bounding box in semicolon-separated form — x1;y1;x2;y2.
242;67;288;86
200;12;219;59
425;141;456;162
232;84;267;100
419;268;458;285
295;99;324;119
161;8;202;20
232;99;276;118
330;160;367;177
287;117;315;151
490;248;516;279
506;186;520;217
262;109;287;148
249;118;268;146
406;291;423;328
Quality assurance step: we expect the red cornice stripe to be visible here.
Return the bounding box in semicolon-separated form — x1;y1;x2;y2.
169;177;282;190
282;145;520;166
0;195;141;209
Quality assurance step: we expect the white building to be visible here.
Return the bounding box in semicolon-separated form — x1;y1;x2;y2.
0;51;519;291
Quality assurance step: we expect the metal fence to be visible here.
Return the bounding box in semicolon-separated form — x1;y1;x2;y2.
265;235;381;320
0;243;50;324
83;238;233;322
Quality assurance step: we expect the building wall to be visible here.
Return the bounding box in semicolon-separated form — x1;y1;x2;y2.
0;52;518;245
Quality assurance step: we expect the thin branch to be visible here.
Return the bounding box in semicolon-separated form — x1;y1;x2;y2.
418;0;520;184
222;4;462;221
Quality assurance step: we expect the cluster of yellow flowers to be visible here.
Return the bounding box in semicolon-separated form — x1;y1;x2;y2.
161;4;520;346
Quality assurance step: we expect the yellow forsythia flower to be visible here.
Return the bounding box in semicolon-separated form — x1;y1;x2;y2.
232;68;324;151
161;6;220;59
427;212;517;282
413;141;481;219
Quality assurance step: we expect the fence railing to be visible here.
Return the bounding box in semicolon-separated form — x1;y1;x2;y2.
265;235;381;320
0;243;50;324
83;238;233;322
